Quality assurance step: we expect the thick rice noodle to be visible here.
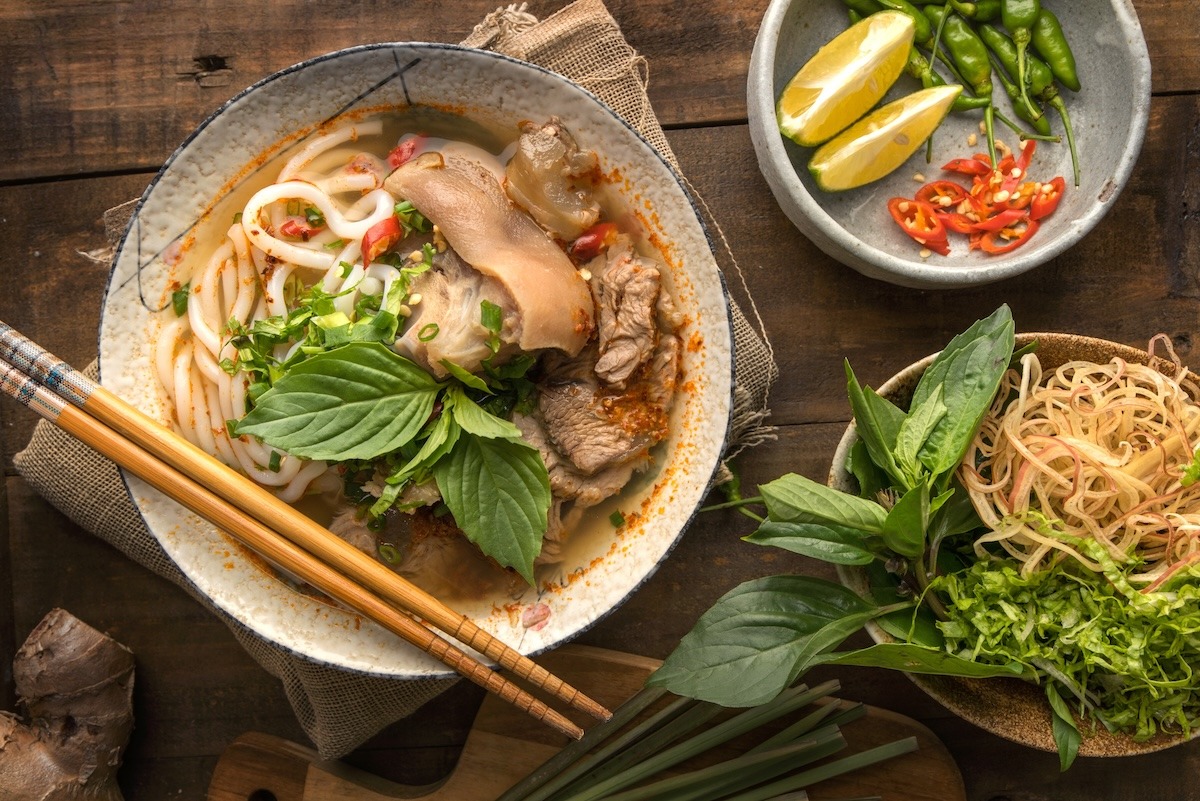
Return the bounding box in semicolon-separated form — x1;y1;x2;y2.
960;342;1200;589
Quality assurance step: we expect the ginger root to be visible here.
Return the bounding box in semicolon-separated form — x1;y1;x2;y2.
0;608;135;801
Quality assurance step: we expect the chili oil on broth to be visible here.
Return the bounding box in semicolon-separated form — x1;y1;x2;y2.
151;106;692;609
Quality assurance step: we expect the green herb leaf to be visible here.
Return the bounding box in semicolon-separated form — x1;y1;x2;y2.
844;361;908;488
646;575;880;706
894;383;947;486
1046;682;1082;771
446;385;522;439
385;412;460;489
1181;447;1200;487
845;438;890;501
811;643;1026;677
233;342;441;461
759;473;887;534
910;305;1015;479
433;433;550;584
744;521;877;565
171;282;191;317
440;359;491;393
881;482;930;558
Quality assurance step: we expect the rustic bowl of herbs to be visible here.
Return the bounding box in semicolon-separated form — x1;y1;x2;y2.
650;305;1200;768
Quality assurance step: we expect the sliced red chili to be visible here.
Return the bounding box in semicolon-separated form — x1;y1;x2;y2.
569;221;619;261
279;218;322;241
1031;176;1066;221
916;180;970;210
386;135;427;169
888;197;950;255
362;216;403;266
972;207;1028;232
936;210;979;235
942;157;992;177
980;218;1040;254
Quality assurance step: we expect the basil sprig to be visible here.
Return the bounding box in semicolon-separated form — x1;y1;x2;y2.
650;307;1038;749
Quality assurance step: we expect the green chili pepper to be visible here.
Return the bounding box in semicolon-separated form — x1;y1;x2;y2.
948;0;1000;21
979;22;1079;184
1031;8;1080;91
877;0;934;45
924;5;996;162
988;54;1053;136
840;0;886;16
1000;0;1040;118
906;47;990;111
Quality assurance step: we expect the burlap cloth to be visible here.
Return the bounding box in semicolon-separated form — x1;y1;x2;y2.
14;0;778;759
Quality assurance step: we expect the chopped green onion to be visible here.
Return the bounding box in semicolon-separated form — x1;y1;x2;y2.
609;510;626;527
232;211;243;224
305;206;325;227
171;282;190;317
418;323;440;342
324;238;347;250
267;450;282;473
339;260;354;278
378;543;401;564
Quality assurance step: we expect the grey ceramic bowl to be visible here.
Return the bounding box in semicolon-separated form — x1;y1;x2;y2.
101;44;733;678
747;0;1151;289
831;333;1192;756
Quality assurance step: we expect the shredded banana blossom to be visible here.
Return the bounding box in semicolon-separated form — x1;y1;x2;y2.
959;338;1200;590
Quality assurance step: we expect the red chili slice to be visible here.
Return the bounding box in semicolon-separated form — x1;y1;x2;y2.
888;197;950;255
971;207;1028;232
362;216;402;266
936;211;978;235
279;218;322;241
980;218;1040;254
386;135;427;169
942;157;992;177
916;180;970;209
569;221;619;261
1031;176;1066;221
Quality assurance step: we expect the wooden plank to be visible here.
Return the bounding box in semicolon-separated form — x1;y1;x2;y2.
0;0;1193;182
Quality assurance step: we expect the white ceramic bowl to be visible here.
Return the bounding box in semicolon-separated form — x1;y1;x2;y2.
100;44;733;678
831;333;1191;756
747;0;1151;289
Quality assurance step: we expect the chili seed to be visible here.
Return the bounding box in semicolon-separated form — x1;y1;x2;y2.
993;190;1011;203
919;248;932;258
914;172;926;182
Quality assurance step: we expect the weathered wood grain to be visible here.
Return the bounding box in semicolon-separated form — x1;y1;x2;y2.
0;0;1193;182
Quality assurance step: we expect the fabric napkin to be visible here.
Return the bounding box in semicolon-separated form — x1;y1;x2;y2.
14;0;777;758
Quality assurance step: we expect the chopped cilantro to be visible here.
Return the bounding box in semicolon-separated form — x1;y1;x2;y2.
171;282;190;317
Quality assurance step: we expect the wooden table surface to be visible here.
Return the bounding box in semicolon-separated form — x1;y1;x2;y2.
1;1;1197;798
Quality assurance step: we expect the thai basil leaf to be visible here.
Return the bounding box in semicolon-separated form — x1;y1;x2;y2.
881;482;930;558
385;411;460;488
433;433;550;584
894;383;946;487
446;385;523;440
647;575;879;707
910;305;1015;479
862;558;944;647
1045;682;1082;771
846;438;890;501
440;359;491;393
233;342;441;461
811;642;1026;677
743;521;878;565
928;478;984;542
760;473;887;534
845;361;907;488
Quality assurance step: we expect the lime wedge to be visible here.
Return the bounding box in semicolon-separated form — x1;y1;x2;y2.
777;11;915;148
808;84;962;192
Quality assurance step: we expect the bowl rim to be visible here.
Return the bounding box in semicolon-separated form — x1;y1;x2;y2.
746;0;1153;289
829;332;1196;756
99;41;735;679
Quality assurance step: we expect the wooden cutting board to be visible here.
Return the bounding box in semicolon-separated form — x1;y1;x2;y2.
207;645;965;801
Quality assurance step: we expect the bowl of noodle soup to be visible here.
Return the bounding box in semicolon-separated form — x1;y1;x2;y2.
832;332;1200;756
99;44;733;677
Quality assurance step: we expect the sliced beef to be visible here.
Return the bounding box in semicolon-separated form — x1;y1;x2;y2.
590;239;665;390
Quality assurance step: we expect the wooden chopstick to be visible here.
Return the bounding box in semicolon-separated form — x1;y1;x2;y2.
0;321;611;731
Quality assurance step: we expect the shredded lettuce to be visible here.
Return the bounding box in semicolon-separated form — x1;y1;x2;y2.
932;557;1200;742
